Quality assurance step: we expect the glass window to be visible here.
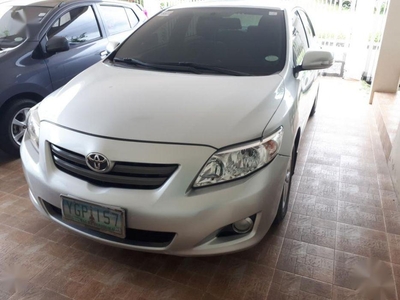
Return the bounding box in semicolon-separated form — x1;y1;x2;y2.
125;8;139;28
99;5;131;35
292;13;308;66
230;13;262;29
0;6;51;48
115;8;287;76
48;6;101;45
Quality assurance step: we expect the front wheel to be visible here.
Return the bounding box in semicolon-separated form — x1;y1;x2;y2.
274;147;295;224
0;99;37;157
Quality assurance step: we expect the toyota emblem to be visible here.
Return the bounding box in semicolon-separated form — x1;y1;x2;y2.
85;153;112;173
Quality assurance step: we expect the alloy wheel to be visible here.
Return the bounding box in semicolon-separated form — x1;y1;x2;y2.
11;108;30;146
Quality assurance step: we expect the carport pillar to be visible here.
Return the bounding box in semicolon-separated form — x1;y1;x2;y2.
344;0;375;81
369;0;400;104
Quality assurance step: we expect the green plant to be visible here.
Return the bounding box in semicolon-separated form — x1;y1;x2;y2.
70;33;87;43
342;1;351;10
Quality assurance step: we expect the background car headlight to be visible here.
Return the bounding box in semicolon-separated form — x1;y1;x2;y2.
26;104;40;150
193;127;283;188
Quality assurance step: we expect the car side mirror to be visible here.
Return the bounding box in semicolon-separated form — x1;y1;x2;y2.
46;36;70;54
294;49;334;74
106;41;120;54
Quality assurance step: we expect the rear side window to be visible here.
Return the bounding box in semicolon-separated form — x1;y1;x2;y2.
99;5;131;35
125;8;139;28
48;6;101;44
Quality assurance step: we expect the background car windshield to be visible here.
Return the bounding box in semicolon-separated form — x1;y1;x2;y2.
115;7;286;76
0;6;51;48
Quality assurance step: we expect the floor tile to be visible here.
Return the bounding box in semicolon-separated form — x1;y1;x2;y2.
337;201;386;231
0;78;399;300
285;214;336;249
336;223;390;261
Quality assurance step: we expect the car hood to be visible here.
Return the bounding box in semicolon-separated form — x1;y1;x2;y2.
39;62;284;149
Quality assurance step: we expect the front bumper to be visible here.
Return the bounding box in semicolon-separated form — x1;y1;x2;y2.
21;122;289;256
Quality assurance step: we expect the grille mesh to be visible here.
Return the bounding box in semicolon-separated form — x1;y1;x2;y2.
50;144;178;189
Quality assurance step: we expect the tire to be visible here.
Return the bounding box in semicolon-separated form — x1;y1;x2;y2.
274;146;295;224
0;99;37;157
310;88;319;117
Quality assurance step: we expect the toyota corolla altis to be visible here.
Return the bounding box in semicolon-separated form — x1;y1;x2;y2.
21;1;333;256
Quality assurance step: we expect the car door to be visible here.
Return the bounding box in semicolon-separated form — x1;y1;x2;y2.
97;4;141;45
292;10;318;132
44;5;108;90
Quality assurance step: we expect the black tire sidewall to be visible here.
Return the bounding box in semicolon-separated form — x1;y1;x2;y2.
0;99;37;157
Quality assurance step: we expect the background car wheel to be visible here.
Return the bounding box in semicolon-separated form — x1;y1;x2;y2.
0;99;37;157
310;88;319;117
274;146;295;224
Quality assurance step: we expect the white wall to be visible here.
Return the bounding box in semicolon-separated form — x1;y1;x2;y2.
381;1;400;197
370;0;400;103
344;0;375;80
143;0;161;17
390;123;400;197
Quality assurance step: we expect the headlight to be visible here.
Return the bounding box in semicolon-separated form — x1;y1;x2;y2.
193;127;283;188
26;104;40;150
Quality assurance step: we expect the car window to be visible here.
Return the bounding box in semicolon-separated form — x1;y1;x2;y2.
292;12;308;66
0;6;51;48
115;7;287;76
125;8;139;28
229;13;262;29
48;6;101;45
99;5;131;35
298;11;315;47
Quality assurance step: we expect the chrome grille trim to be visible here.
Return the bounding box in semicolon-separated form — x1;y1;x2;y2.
50;144;178;189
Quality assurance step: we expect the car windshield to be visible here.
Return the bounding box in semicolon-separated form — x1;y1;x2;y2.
0;5;51;48
115;7;286;76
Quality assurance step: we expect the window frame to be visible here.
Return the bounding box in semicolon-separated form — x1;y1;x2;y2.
98;4;133;36
291;10;309;67
297;10;315;48
125;7;140;29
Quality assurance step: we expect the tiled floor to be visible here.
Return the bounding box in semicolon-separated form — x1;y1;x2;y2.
0;77;400;300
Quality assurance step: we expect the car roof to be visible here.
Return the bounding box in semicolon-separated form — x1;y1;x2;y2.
168;0;293;11
9;0;133;8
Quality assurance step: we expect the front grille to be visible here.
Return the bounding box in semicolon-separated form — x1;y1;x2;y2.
42;200;175;248
50;144;178;189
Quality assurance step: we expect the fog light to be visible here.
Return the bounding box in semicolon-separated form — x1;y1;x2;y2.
232;217;254;234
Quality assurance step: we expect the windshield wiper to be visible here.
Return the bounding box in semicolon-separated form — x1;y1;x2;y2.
159;62;251;76
114;57;151;67
113;57;202;74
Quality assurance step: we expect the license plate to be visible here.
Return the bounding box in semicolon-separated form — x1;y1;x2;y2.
61;196;126;238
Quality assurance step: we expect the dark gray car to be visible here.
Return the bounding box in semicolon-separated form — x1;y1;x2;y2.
0;0;146;156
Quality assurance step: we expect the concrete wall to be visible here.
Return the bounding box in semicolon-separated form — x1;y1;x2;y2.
380;1;400;196
369;0;400;103
390;123;400;197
